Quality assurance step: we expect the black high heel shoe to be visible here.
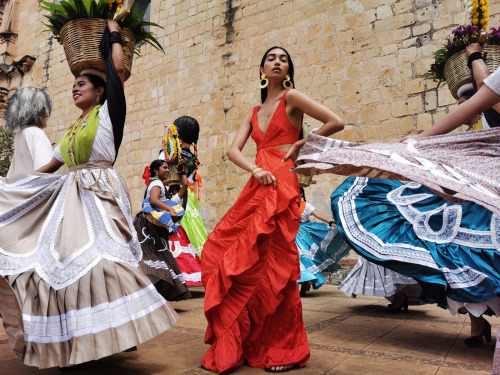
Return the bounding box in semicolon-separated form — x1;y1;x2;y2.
387;294;408;313
464;320;491;347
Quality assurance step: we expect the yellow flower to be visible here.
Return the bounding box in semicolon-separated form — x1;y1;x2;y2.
473;17;479;24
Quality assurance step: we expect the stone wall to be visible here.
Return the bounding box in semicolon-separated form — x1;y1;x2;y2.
3;0;500;232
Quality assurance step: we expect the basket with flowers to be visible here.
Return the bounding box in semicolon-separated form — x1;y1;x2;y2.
162;125;182;185
41;0;164;81
427;0;500;99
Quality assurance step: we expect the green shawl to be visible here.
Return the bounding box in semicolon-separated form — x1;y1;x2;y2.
59;104;101;167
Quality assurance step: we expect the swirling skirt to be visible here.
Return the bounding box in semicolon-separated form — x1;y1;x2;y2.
297;222;350;289
133;212;193;300
0;163;178;368
339;257;425;305
332;176;500;314
180;190;208;257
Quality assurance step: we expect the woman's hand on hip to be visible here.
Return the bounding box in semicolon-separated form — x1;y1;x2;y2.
254;169;278;189
282;140;303;163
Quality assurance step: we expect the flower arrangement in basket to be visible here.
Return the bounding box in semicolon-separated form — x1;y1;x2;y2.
162;125;183;185
41;0;164;80
427;0;500;99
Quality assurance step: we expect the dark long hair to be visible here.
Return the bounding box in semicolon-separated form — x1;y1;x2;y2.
259;46;295;104
259;46;302;139
174;116;199;144
81;73;107;104
149;159;166;178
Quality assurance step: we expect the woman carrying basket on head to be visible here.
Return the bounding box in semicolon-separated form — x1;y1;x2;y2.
0;20;178;369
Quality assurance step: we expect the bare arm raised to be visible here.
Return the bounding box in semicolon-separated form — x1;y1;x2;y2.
410;84;500;138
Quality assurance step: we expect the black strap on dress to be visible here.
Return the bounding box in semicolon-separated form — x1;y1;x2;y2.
100;29;127;163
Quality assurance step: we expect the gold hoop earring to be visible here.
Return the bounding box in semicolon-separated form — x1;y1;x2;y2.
258;74;269;89
96;95;100;103
283;75;293;89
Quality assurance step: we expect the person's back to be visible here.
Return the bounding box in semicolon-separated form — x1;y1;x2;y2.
7;125;52;179
3;88;53;180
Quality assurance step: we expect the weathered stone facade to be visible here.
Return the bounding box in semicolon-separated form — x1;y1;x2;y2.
1;0;499;231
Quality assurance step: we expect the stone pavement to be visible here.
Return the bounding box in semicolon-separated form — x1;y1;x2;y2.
0;286;497;375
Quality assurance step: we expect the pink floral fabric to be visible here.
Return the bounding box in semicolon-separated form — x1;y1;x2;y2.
294;129;500;215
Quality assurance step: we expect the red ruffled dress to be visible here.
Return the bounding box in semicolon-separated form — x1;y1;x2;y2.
201;90;310;373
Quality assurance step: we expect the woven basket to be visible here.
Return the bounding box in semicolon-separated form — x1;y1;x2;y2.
164;165;182;186
485;45;500;78
444;45;500;100
59;18;135;81
297;174;313;187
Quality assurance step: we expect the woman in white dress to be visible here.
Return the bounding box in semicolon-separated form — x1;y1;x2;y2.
0;20;178;368
4;87;53;179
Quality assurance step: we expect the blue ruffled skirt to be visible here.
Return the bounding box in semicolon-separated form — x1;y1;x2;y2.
331;177;500;306
296;222;350;289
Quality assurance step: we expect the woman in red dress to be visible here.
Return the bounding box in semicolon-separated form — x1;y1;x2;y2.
201;47;344;373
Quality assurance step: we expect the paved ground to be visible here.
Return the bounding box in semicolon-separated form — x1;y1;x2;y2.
0;286;497;374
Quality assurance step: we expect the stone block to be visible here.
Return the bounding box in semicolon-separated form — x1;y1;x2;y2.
364;124;385;141
392;26;412;41
340;79;358;94
377;104;391;121
342;125;365;142
405;79;425;94
353;25;373;40
375;18;394;33
381;119;401;138
394;13;415;29
402;37;418;48
360;90;380;105
394;0;413;14
433;15;452;30
416;4;439;21
416;113;433;131
382;44;398;55
360;106;377;123
438;89;456;106
344;110;360;125
391;100;407;117
412;22;431;35
407;95;423;114
399;116;415;136
341;94;359;107
337;30;353;43
398;47;417;62
376;5;393;19
347;14;360;29
424;90;437;111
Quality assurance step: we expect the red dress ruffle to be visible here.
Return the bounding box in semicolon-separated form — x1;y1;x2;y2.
169;227;202;286
201;91;310;373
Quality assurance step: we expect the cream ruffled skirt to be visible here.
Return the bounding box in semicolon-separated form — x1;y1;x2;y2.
0;162;179;368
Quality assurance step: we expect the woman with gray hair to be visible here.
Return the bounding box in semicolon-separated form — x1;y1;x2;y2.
5;87;53;179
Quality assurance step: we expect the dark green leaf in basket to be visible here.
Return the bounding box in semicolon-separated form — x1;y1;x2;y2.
40;0;164;54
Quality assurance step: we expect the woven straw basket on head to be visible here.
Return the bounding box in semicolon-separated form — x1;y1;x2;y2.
59;18;135;81
164;165;183;187
444;45;500;99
